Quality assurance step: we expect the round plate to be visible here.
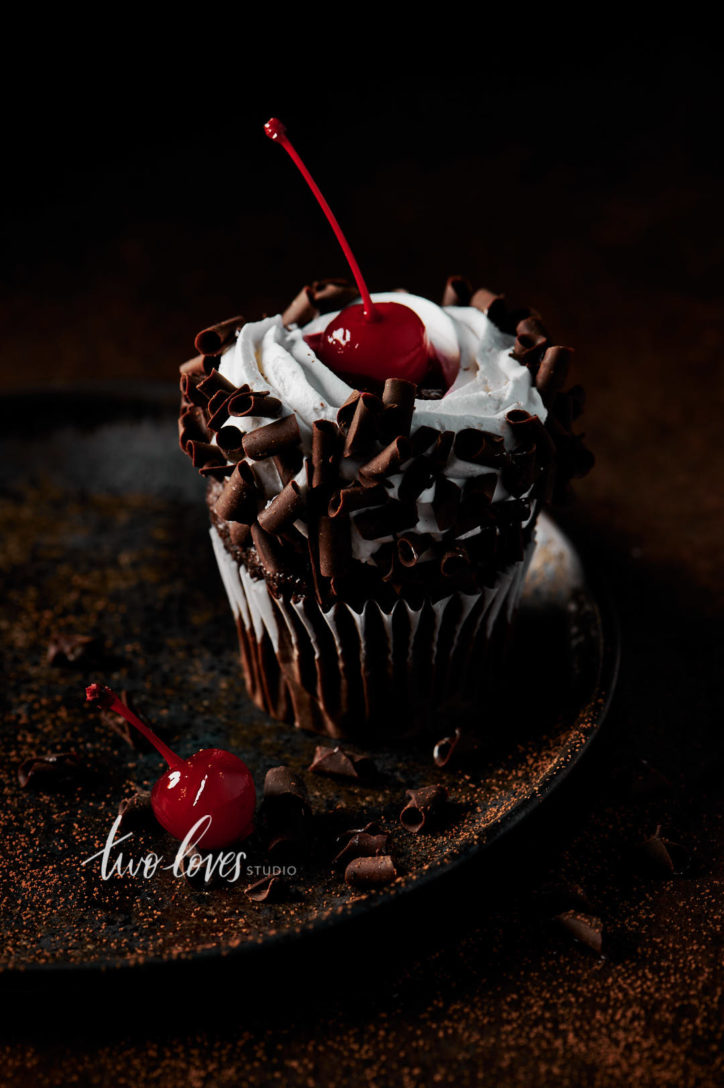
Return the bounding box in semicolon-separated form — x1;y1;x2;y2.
0;388;618;983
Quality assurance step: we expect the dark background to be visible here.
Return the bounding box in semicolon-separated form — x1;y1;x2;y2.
2;27;724;1087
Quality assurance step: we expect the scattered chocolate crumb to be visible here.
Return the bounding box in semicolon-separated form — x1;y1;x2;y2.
17;752;83;790
308;745;375;781
344;855;398;888
46;632;99;667
400;785;448;833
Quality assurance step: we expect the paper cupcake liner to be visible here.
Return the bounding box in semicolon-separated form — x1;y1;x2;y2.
211;527;535;739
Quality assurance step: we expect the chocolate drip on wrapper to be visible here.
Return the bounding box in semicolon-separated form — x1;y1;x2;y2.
400;785;448;832
194;315;245;356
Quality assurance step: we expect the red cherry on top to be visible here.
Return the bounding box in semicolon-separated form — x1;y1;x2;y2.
265;117;439;389
86;684;255;849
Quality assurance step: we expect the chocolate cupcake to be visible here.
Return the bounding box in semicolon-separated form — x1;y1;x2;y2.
178;280;592;739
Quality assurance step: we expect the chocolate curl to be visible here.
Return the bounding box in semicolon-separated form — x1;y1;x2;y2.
343;393;382;458
194;315;245;356
244;875;286;902
18;752;83;790
243;415;301;461
229;522;251;548
334;832;389;867
512;315;548;368
197;368;237;399
503;446;537;497
282;278;357;326
400;785;448;833
554;911;604;955
428;430;455;468
179;371;210;408
336;390;361;435
308;745;374;780
206;390;233;432
397;532;432;567
536;345;573;404
274;448;304;486
353;501;417;540
453;428;505;468
359;436;411;485
179;354;207;378
456;475;497;533
250;522;285;574
344;856;397;889
263;766;310;809
215;425;246;461
433;729;464;767
442;275;473;306
432;477;460;531
312;420;341;490
178;406;209;451
257;481;304;534
318;513;351;579
328;483;388;516
632;828;689;877
213;460;257;522
188;440;227;472
409;425;440;456
228;389;282;419
381;378;416;439
198;462;235;480
398;457;433;504
440;546;473;580
261;767;311;855
505;409;539;449
470;287;504;313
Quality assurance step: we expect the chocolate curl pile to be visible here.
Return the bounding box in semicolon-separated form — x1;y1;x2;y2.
400;785;448;833
260;766;311;857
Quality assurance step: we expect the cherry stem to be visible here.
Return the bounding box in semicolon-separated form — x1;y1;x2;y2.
264;117;379;323
85;684;185;771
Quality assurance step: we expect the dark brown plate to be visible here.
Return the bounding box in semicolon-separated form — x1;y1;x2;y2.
0;387;618;983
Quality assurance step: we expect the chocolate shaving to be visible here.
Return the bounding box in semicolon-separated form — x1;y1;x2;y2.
397;532;432;567
46;632;99;667
188;440;227;472
632;828;689;877
243;414;301;461
179;371;210;408
273;448;303;486
400;785;448;832
262;766;310;813
328;483;388;516
336;390;361;435
512;315;548;368
261;766;311;857
428;430;455;468
228;389;282;419
244;874;285;902
213;460;258;522
194;315;245;356
453;429;505;467
205;390;233;432
282;278;357;326
344;855;397;888
318;514;351;579
178;406;209;451
409;426;440;456
117;788;153;829
381;378;416;439
536;345;572;403
505;409;539;449
197;368;236;399
311;420;341;490
433;729;464;767
470;287;504;314
442;275;473;306
18;752;83;790
308;745;374;780
554;910;604;955
353;501;417;540
343;393;382;458
432;476;460;531
215;425;245;460
250;522;286;574
198;462;235;480
257;481;304;534
440;546;473;580
179;354;207;378
229;522;252;548
333;832;389;867
359;436;411;484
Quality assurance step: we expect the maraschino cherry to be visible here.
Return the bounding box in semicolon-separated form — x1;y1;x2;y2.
264;117;436;387
86;684;256;849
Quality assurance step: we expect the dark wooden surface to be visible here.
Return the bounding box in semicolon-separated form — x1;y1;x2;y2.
2;32;723;1087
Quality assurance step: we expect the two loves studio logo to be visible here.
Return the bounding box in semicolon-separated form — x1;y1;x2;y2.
82;814;298;885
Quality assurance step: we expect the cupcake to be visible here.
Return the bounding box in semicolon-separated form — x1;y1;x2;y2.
178;277;592;739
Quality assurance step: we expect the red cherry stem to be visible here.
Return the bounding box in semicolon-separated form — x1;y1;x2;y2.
85;684;185;771
264;117;379;323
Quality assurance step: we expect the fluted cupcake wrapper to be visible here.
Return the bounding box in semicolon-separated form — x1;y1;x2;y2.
210;527;535;740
